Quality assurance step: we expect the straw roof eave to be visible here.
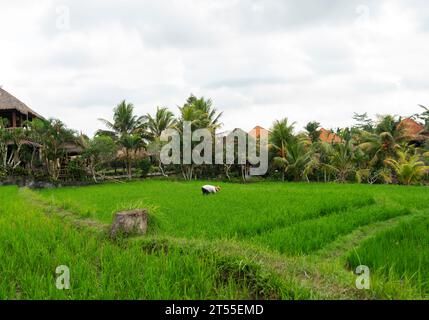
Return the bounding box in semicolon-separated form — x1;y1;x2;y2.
0;88;45;120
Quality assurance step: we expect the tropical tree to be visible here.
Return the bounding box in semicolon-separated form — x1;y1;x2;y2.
0;118;11;169
6;127;27;169
269;118;296;181
99;100;147;179
305;121;321;143
417;105;429;130
323;140;356;182
359;115;406;168
82;135;117;182
353;112;374;132
184;95;223;130
175;95;223;180
98;100;144;138
283;136;319;181
143;107;176;176
27;119;77;180
143;107;176;139
384;149;429;185
118;134;145;179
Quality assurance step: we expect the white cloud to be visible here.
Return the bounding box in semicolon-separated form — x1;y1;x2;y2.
0;0;428;135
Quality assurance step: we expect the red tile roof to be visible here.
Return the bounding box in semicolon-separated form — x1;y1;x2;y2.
319;128;342;143
248;126;270;139
397;118;424;138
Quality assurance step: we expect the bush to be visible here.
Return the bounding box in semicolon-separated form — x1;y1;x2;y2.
8;166;29;177
0;168;6;181
140;158;152;177
67;158;88;181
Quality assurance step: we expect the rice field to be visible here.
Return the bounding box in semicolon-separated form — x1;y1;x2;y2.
1;180;428;299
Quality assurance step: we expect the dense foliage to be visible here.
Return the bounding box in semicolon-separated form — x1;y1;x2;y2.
1;97;428;184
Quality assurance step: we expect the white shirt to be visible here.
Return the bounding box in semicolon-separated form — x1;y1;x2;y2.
202;185;218;193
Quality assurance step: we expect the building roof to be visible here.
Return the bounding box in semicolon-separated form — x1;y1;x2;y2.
248;126;270;139
397;118;424;137
0;88;45;119
319;128;342;143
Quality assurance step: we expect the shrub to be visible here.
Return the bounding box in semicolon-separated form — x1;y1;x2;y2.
0;168;6;181
67;158;88;181
140;158;152;177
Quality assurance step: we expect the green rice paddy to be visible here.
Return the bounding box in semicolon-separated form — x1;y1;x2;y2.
1;180;428;299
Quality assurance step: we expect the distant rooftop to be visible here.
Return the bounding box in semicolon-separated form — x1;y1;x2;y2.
319;128;342;143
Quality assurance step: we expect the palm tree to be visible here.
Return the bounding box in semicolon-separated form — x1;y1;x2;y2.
324;140;356;183
143;107;176;140
417;105;429;130
143;107;176;176
99;100;146;179
269;118;296;181
305;121;321;143
175;95;223;180
98;100;143;138
359;115;406;168
184;95;223;131
384;149;429;185
118;134;143;179
284;136;319;181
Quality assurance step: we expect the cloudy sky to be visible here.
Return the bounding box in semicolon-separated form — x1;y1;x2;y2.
1;0;428;135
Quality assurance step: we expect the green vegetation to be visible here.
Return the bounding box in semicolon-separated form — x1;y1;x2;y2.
0;185;295;299
347;215;429;298
12;180;424;299
1;97;428;185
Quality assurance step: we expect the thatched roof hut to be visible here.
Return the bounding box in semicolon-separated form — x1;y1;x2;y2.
0;88;45;127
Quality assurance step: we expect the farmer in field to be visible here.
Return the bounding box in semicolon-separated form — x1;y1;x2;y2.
201;185;221;195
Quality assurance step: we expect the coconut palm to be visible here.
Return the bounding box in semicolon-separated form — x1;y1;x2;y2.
184;95;223;131
359;115;406;168
174;96;223;180
417;105;429;130
143;107;176;139
143;107;176;176
98;100;147;179
384;150;429;185
284;137;319;181
305;121;321;143
269;118;296;181
118;134;145;179
98;100;143;138
323;140;356;183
